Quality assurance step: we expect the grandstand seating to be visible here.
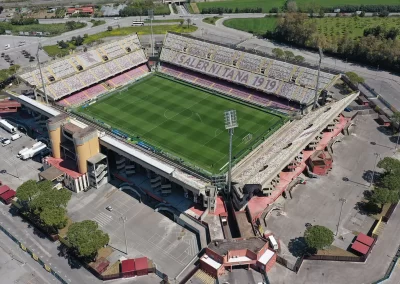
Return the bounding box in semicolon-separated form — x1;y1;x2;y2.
160;64;294;112
19;34;148;101
57;65;150;107
160;33;337;106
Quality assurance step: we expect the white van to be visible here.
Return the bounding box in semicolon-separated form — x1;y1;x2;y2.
268;235;279;250
11;133;21;141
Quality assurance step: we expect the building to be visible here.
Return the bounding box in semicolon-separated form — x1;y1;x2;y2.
66;6;94;15
199;237;276;278
308;150;333;175
44;113;108;192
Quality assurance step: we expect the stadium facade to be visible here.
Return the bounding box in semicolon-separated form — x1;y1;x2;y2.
13;32;358;221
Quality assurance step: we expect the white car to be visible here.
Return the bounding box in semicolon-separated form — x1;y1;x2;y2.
106;206;113;211
1;138;10;146
4;44;10;50
114;17;120;20
18;41;25;46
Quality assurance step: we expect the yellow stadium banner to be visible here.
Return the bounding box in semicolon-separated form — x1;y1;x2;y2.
32;253;38;261
20;244;26;251
44;264;51;272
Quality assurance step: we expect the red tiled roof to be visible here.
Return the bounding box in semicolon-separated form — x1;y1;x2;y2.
134;257;148;271
0;185;10;195
81;7;93;13
121;259;135;273
356;233;374;247
0;189;16;201
45;157;82;179
351;241;369;255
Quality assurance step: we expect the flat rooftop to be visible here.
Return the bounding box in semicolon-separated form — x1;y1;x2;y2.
208;237;267;256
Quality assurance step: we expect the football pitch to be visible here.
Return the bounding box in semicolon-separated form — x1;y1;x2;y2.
78;75;284;174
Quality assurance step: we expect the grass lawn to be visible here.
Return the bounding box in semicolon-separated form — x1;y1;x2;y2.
313;16;400;40
78;75;283;174
197;0;400;13
0;65;20;81
224;17;277;35
197;0;283;13
223;16;400;39
316;245;357;257
43;25;196;57
203;16;222;25
0;22;86;36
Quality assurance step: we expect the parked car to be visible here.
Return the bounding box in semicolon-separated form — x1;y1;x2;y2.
11;133;21;141
4;44;10;50
1;138;10;146
106;206;113;211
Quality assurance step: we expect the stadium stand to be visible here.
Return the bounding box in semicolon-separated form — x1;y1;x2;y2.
58;64;150;107
160;33;338;106
19;34;148;101
160;64;294;112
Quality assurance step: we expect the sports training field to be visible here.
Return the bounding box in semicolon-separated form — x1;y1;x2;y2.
78;75;283;174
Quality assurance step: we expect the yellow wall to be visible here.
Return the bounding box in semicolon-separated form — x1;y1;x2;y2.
48;127;61;159
75;136;99;174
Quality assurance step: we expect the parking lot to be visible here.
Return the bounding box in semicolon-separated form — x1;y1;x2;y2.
67;184;199;279
0;125;43;189
266;114;398;262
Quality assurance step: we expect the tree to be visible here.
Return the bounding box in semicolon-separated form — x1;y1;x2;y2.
284;50;295;61
382;174;400;191
370;187;400;207
269;7;279;13
74;35;84;46
345;71;365;86
30;187;72;214
286;1;298;12
0;6;3;14
294;55;305;62
16;180;39;204
377;157;400;174
186;18;192;28
391;112;400;132
179;19;184;26
272;48;284;58
40;207;68;234
67;220;109;259
304;225;334;250
107;26;113;31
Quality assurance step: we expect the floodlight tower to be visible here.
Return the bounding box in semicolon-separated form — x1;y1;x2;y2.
312;47;323;111
224;110;238;195
37;42;49;105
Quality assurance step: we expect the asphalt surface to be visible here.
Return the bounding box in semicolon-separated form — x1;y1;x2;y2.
67;183;199;280
268;114;400;284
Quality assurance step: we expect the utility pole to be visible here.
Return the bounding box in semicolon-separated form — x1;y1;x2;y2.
335;198;346;236
148;9;154;57
370;153;380;187
121;216;128;255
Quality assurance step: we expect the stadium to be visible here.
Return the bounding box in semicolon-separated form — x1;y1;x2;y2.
14;32;357;235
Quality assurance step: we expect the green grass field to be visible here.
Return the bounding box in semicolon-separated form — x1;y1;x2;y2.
223;16;400;39
224;17;277;35
197;0;283;13
197;0;400;13
78;75;283;174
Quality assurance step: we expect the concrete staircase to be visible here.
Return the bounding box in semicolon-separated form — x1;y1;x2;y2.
193;269;216;284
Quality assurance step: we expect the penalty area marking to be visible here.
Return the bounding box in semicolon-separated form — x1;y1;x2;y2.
215;128;222;137
164;109;193;122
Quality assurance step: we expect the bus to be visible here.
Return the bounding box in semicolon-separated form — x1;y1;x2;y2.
132;21;144;26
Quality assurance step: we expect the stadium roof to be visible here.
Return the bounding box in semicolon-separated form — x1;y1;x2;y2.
232;92;359;187
100;135;175;174
160;33;339;105
15;95;60;117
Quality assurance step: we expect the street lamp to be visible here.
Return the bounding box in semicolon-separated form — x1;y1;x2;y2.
224;110;238;195
120;216;128;255
335;198;347;236
370;153;380;187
